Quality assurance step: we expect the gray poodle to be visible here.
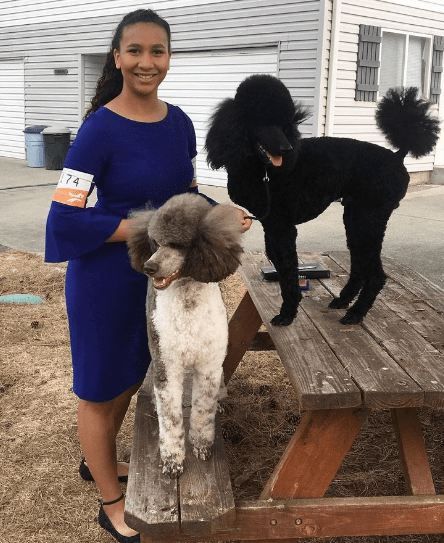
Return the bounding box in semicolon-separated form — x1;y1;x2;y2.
127;193;243;478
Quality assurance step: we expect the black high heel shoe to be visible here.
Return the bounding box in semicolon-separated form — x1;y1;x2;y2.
79;458;129;483
98;494;140;543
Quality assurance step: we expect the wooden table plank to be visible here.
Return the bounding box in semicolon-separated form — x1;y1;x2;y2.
327;251;444;354
364;306;444;407
240;252;362;410
319;251;444;406
180;413;236;536
125;393;180;538
380;254;444;314
293;256;423;409
141;496;444;541
126;368;235;537
379;279;444;355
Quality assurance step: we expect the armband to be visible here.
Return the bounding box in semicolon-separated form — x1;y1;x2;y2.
190;156;197;187
52;168;94;208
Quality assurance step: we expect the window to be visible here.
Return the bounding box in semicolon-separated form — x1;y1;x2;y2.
379;31;432;98
355;25;443;103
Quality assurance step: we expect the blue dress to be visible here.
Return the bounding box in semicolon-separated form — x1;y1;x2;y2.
45;105;202;402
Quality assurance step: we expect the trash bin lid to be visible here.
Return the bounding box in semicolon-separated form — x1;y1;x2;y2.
42;126;71;134
23;125;48;134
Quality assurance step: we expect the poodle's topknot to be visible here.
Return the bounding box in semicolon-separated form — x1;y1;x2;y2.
148;193;211;248
235;74;297;126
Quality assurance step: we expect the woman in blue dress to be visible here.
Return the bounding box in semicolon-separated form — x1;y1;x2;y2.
45;9;251;543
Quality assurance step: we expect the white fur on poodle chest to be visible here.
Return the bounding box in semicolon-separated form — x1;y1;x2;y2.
152;280;228;364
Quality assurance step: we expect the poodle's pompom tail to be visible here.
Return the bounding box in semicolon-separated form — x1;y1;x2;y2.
183;205;244;283
375;87;440;158
127;207;157;273
205;98;248;171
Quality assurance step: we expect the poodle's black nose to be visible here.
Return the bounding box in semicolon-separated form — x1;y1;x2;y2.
143;260;159;276
280;142;293;155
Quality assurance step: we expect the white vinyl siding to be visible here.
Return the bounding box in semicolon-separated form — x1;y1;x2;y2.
159;47;278;186
0;0;236;27
0;60;25;159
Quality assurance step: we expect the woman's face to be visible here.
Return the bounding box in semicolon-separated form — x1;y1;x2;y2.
114;22;171;99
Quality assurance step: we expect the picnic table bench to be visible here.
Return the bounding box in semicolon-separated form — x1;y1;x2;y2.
125;250;444;541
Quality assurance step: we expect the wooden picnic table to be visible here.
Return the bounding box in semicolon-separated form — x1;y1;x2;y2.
126;250;444;540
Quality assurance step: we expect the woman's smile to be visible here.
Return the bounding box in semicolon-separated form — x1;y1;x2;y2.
135;73;156;79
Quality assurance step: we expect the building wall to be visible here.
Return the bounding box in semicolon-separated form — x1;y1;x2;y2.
3;0;442;175
0;0;327;144
330;0;444;172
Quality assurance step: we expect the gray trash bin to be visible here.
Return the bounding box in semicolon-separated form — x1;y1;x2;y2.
23;125;48;167
42;126;71;170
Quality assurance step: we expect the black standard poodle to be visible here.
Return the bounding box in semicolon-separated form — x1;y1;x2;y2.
205;74;440;326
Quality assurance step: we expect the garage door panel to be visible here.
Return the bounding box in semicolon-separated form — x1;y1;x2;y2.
0;105;26;114
0;60;25;159
0;95;26;104
80;48;277;187
0;121;26;131
159;47;277;186
159;46;277;186
170;51;277;65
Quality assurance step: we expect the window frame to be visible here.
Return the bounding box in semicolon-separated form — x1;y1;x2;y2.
378;29;433;99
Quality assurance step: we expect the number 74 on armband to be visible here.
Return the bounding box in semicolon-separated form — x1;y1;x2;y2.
52;168;94;208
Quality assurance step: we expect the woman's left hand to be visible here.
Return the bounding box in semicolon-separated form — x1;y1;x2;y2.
236;208;253;233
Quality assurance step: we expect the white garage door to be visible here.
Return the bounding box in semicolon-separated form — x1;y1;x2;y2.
0;60;25;159
159;47;278;186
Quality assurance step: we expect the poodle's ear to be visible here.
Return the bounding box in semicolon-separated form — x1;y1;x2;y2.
126;208;157;273
294;103;311;127
205;98;249;170
182;205;244;283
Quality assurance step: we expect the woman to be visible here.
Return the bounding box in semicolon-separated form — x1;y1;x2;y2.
45;9;251;543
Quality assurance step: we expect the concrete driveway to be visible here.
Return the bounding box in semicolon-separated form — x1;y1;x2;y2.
1;156;443;290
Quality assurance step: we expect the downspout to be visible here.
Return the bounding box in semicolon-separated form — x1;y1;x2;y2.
325;0;342;136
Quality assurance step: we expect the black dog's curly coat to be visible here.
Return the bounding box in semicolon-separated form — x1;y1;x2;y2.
205;75;440;325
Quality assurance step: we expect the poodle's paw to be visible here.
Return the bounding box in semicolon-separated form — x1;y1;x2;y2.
340;311;363;325
329;297;350;310
160;448;185;479
193;445;213;461
217;399;226;414
161;459;184;479
271;313;294;326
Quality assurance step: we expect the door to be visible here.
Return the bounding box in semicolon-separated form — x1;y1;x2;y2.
0;60;25;159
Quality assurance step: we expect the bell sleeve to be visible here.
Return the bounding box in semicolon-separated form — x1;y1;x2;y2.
44;116;122;263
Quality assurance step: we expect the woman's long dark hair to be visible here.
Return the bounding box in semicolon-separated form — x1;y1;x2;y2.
84;9;171;119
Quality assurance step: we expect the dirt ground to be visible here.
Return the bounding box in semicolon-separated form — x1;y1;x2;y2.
1;249;444;543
